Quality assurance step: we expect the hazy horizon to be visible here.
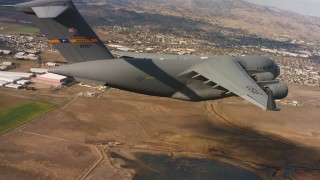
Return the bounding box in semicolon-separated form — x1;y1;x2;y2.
244;0;320;18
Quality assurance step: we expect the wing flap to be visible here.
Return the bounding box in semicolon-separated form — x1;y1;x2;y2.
185;57;269;110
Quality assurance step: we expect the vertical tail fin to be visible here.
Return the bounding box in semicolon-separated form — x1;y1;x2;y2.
14;0;114;63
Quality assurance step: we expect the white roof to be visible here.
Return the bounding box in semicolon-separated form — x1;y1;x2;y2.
0;65;8;69
0;50;10;54
16;52;25;56
0;71;33;78
30;68;48;73
0;80;9;86
17;79;30;83
0;75;22;82
5;83;23;88
38;73;67;80
17;79;30;85
25;50;39;54
1;62;14;65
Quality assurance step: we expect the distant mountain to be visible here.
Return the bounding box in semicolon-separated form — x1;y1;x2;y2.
244;0;320;18
76;0;320;41
1;0;320;41
0;0;25;5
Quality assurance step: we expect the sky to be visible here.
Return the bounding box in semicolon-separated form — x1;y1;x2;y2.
244;0;320;18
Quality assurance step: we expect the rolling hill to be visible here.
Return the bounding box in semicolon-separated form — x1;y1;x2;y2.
77;0;320;41
1;0;320;42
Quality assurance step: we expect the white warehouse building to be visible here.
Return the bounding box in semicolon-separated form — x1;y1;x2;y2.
0;75;22;83
0;80;9;87
0;71;34;79
0;71;34;89
30;68;49;74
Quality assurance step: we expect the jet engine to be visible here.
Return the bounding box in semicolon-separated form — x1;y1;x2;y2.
253;72;275;81
265;82;288;99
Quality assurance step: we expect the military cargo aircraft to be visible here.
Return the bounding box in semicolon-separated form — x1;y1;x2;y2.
8;0;288;111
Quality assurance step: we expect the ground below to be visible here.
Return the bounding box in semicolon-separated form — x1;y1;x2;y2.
0;84;319;179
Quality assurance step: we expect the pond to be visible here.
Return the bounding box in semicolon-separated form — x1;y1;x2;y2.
133;154;260;180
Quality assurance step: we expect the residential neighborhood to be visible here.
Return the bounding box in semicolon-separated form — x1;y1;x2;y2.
1;25;319;87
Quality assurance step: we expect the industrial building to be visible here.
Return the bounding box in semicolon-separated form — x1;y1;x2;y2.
5;83;24;89
0;66;10;71
17;80;31;85
0;71;34;89
45;62;59;67
33;73;72;86
0;70;72;88
0;50;11;55
0;80;9;87
1;62;14;66
0;71;34;79
15;52;39;60
30;68;49;74
0;61;15;71
0;75;22;83
24;49;40;54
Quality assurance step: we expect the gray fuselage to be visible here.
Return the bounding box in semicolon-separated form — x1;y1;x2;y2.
50;54;279;101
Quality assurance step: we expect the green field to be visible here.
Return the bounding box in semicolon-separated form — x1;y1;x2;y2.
0;22;40;34
0;101;56;136
11;26;40;34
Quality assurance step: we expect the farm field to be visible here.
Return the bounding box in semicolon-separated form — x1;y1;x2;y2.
0;21;39;34
0;98;56;136
0;84;319;179
0;94;26;112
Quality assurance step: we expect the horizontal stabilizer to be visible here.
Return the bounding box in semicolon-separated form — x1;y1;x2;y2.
32;6;69;18
13;0;114;63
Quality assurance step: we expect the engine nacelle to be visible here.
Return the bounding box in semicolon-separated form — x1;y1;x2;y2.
265;82;288;99
253;72;275;81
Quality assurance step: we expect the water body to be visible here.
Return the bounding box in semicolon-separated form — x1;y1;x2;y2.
132;154;260;180
284;167;295;179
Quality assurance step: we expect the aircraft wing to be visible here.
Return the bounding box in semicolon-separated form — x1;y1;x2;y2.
183;57;275;111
